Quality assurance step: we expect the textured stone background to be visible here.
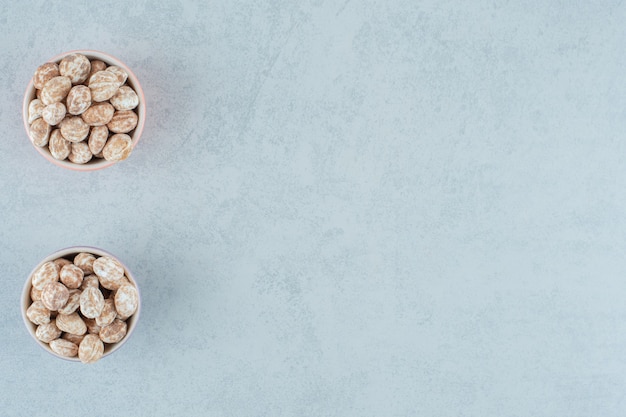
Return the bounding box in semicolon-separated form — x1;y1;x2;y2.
1;1;625;415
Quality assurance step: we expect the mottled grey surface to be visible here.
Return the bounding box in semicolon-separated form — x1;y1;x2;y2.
1;0;625;415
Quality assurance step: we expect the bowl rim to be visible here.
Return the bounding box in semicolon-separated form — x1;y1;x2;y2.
21;245;141;362
23;50;146;172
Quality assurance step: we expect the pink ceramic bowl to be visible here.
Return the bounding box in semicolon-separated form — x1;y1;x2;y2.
23;50;146;171
21;246;141;362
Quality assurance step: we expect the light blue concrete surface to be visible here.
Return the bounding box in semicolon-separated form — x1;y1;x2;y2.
1;1;626;415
